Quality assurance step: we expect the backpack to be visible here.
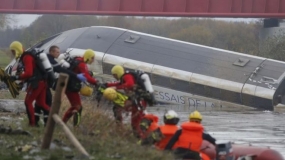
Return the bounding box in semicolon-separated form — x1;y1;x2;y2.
64;57;83;92
122;70;157;106
123;70;146;91
19;48;55;88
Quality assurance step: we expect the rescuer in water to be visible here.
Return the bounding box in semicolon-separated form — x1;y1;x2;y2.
104;65;156;137
138;110;180;149
165;110;215;160
139;112;159;140
62;49;98;126
34;45;87;127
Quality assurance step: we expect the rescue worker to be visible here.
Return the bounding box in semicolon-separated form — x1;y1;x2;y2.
139;113;159;139
9;46;51;127
165;110;215;160
6;41;23;75
138;110;179;148
105;65;151;137
34;45;87;127
155;110;180;149
102;87;143;133
0;42;27;99
62;49;98;126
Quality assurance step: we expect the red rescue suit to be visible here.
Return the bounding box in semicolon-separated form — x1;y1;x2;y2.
155;125;179;150
18;54;50;126
107;73;147;137
62;57;97;123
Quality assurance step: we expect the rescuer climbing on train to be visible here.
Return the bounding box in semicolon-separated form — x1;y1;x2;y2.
165;110;215;160
62;49;98;126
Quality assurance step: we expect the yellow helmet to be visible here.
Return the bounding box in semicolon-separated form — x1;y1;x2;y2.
189;110;202;121
111;65;124;79
83;49;95;64
103;88;117;101
9;41;23;59
80;85;93;97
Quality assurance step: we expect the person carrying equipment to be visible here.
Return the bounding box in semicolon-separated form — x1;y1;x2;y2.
0;68;20;98
104;65;156;137
0;41;24;98
165;110;215;160
9;47;54;127
62;49;98;126
101;87;142;134
34;45;87;127
106;65;156;107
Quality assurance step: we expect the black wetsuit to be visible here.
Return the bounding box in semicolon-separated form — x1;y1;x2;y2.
34;54;79;126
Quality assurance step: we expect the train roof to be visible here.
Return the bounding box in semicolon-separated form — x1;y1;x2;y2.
36;26;285;90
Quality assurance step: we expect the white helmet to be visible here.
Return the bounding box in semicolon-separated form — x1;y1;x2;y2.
163;110;179;125
164;110;178;119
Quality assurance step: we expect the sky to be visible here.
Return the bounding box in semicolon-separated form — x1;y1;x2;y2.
12;14;259;28
12;14;41;27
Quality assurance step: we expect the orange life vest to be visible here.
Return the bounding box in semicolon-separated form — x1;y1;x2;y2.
144;114;159;133
155;124;179;150
175;122;204;152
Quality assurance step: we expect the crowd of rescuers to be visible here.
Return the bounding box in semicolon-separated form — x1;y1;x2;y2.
6;41;216;160
6;41;156;130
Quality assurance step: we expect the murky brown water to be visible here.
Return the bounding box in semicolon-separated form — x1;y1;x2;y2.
147;109;285;157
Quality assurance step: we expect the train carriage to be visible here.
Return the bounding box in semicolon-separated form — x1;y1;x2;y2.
30;26;285;111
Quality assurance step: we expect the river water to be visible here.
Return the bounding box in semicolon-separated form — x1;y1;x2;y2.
146;108;285;158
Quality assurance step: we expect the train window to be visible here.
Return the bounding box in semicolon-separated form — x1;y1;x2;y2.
151;74;171;88
189;83;206;96
28;33;61;50
102;63;113;75
171;79;190;93
233;58;250;67
220;90;241;104
53;36;67;44
254;97;272;110
204;86;221;100
241;94;255;107
124;35;140;44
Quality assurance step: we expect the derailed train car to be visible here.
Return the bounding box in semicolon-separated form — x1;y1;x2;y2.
31;26;285;111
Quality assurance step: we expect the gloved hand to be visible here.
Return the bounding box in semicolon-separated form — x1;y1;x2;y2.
9;75;19;82
89;71;94;77
97;83;107;89
76;73;86;82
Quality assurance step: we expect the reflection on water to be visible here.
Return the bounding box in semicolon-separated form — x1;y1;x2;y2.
148;109;285;157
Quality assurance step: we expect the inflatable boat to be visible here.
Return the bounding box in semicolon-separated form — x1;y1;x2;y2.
201;141;284;160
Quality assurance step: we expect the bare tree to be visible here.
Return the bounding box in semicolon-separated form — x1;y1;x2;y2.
0;14;17;29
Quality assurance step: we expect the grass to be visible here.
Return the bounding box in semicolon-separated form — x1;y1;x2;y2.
0;90;26;100
0;49;12;68
0;94;175;160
